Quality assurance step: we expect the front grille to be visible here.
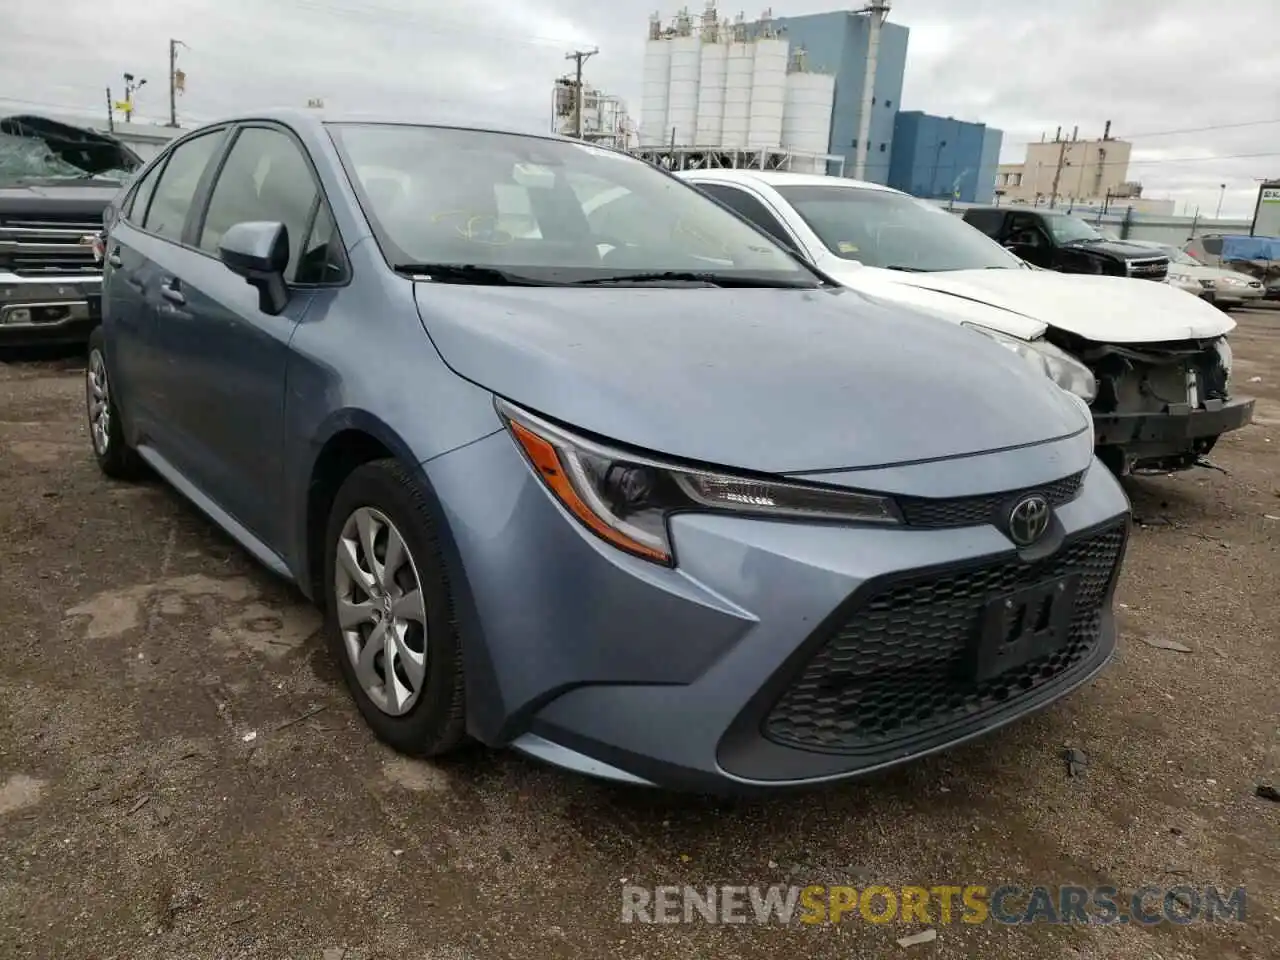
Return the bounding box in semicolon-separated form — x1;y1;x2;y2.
763;522;1126;755
0;216;102;276
897;471;1084;529
1126;257;1169;281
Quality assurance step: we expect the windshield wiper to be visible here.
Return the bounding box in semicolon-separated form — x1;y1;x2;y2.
570;270;819;288
392;263;556;286
882;264;928;273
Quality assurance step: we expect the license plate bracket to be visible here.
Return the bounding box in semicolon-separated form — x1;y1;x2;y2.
971;574;1080;683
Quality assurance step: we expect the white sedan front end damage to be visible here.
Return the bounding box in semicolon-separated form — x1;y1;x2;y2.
673;169;1255;476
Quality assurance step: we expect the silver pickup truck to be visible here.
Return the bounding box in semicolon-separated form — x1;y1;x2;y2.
0;115;141;348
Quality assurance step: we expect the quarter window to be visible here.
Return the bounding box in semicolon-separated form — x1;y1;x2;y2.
124;160;164;224
198;126;319;280
143;131;223;242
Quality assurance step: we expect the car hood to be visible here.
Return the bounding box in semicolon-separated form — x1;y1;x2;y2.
825;264;1235;343
0;181;121;219
1066;239;1165;261
413;282;1089;475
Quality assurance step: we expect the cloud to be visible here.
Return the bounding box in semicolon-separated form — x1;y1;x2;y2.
4;0;1276;217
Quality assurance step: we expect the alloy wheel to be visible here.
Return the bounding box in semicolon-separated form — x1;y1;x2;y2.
87;348;111;456
334;506;429;716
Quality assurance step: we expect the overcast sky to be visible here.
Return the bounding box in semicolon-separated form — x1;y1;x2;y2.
4;0;1277;217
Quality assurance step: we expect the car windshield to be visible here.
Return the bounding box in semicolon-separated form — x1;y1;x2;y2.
327;123;821;286
772;184;1025;272
1169;249;1200;266
0;116;141;185
1041;213;1104;244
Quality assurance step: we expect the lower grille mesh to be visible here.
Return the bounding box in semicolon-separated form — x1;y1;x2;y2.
763;522;1126;755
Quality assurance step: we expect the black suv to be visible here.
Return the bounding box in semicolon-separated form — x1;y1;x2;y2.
962;207;1169;282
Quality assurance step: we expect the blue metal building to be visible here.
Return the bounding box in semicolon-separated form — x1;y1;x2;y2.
766;11;909;184
887;111;1004;203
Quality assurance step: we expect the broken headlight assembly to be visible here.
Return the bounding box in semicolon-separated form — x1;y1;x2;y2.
497;399;901;566
963;324;1098;403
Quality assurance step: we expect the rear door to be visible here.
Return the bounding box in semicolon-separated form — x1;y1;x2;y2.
102;128;228;447
154;122;344;549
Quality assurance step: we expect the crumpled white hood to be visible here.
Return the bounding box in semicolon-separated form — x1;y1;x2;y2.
825;264;1236;343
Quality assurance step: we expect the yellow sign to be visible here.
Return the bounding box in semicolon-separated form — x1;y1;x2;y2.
114;100;132;112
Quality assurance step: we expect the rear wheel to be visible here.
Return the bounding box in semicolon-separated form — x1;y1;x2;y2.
86;326;144;480
322;459;467;756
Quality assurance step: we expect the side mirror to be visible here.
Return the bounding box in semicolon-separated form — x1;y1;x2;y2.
219;221;290;315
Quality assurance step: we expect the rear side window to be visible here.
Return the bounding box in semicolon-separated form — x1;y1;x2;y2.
143;131;224;242
1200;237;1223;256
124;160;164;224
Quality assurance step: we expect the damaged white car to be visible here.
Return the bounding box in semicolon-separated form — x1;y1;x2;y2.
672;170;1254;476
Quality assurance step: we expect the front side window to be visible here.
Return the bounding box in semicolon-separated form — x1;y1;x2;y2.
1040;213;1104;244
144;131;224;242
327;123;821;287
199;126;320;280
774;185;1024;272
695;183;799;253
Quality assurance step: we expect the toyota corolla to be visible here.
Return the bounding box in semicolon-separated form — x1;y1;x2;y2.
89;111;1131;793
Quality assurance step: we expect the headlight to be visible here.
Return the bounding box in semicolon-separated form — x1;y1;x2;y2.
1214;337;1232;379
497;400;901;565
1217;275;1243;286
1198;278;1215;289
963;324;1098;403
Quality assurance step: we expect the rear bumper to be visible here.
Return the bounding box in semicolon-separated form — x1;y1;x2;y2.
0;272;100;346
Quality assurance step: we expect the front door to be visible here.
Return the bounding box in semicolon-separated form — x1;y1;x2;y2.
153;123;336;550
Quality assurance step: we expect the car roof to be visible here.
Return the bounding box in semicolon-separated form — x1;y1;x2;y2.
676;168;903;196
188;106;572;144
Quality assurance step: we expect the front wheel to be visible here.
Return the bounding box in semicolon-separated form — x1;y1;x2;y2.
322;459;467;757
86;326;144;480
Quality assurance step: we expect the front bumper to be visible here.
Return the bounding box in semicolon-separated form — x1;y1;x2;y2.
1213;284;1265;305
424;427;1130;794
1093;395;1255;464
0;273;101;347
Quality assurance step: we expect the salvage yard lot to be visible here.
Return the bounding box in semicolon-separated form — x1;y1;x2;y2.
1;313;1278;960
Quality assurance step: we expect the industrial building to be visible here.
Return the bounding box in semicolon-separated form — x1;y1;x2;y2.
635;4;901;176
996;124;1141;208
638;7;842;173
550;77;633;150
766;5;907;183
887;111;1003;204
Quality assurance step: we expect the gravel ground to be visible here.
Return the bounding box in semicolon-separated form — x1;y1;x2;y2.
1;311;1278;960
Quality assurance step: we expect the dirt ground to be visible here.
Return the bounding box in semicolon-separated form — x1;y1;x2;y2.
1;312;1278;960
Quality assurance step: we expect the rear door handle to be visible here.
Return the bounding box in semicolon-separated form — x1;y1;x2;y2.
159;280;185;306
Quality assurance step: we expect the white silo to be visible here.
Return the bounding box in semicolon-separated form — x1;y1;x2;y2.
695;9;727;146
782;52;835;173
639;13;672;147
720;17;754;148
666;10;701;146
747;14;788;149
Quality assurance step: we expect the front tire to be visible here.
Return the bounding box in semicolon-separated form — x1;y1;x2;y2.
86;326;144;480
322;459;467;757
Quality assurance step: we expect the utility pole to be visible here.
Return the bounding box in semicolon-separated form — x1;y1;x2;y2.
564;47;598;140
1215;183;1226;219
121;72;147;123
105;87;115;133
168;39;188;127
1048;132;1068;209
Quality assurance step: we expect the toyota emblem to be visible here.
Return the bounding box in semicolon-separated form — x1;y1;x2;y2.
1008;494;1051;546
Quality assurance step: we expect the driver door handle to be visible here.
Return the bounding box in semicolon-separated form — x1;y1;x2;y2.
159;280;185;306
